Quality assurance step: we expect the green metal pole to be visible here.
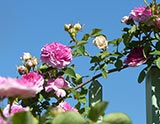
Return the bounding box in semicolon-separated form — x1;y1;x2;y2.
146;66;160;124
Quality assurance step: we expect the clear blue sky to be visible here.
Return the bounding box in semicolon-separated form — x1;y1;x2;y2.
0;0;155;123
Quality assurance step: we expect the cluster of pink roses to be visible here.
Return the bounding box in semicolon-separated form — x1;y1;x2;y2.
0;101;76;124
41;42;72;97
0;41;76;123
0;42;72;99
121;6;160;29
121;6;159;67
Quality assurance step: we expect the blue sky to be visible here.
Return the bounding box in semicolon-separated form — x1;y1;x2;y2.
0;0;155;123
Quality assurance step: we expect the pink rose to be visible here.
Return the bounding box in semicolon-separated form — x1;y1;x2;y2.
45;77;71;97
124;47;147;67
0;72;44;98
20;71;44;95
129;6;152;23
58;101;78;112
3;104;29;117
41;42;72;68
0;117;7;124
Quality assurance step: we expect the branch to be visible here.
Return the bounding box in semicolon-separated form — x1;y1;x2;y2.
74;65;129;90
53;65;129;106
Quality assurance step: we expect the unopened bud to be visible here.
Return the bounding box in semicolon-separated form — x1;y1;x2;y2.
74;23;82;31
64;24;72;31
21;52;32;61
26;57;38;67
93;35;108;50
32;57;38;66
17;65;28;75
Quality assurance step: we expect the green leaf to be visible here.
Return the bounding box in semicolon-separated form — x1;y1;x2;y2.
122;27;130;32
82;33;90;41
72;73;83;84
103;112;132;124
77;40;88;46
122;33;132;47
52;111;86;124
101;69;108;78
38;64;49;72
12;111;38;124
109;38;123;46
129;25;137;33
156;58;160;69
115;59;123;69
88;101;108;122
76;45;86;55
89;65;96;71
79;97;87;104
138;70;146;83
90;28;102;36
39;64;48;70
156;42;160;51
90;56;100;63
150;50;160;55
100;51;110;59
65;67;76;79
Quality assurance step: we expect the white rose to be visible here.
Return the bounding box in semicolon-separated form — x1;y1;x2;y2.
93;35;108;49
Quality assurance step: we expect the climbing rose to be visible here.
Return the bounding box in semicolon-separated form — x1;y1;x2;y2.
124;47;147;67
3;104;29;117
41;42;72;68
129;6;152;23
45;77;71;97
0;72;44;98
58;101;78;112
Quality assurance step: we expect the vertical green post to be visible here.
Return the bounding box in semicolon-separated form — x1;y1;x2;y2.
146;66;160;124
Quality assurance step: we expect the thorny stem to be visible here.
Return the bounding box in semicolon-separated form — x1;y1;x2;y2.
74;64;129;90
